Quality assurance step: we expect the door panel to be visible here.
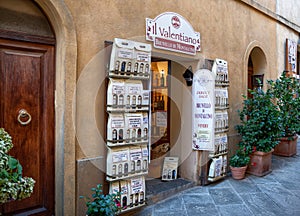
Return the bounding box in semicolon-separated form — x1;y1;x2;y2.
0;38;54;215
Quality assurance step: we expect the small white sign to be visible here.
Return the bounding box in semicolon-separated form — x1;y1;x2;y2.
136;52;150;62
131;177;144;194
118;49;133;59
155;111;168;127
111;115;125;128
162;157;179;181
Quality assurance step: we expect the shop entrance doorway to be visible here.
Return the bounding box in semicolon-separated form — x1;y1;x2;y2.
144;58;194;204
148;59;171;179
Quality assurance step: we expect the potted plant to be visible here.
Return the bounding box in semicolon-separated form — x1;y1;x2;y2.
0;128;35;204
80;184;121;216
267;71;300;156
236;87;281;176
229;146;250;180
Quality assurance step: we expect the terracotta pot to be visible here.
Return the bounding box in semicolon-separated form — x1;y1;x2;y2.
247;149;273;177
230;165;247;180
273;135;298;157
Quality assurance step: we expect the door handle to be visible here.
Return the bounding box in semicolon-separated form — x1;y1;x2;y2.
17;109;32;125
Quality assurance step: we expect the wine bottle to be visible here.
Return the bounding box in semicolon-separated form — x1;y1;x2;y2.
126;62;131;75
119;94;124;106
161;96;165;110
120;61;126;75
133;62;138;76
160;70;165;87
112;129;117;141
155;74;159;86
115;61;120;74
153;95;157;110
157;96;161;110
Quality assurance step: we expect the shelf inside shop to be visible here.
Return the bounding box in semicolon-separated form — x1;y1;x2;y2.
151;138;170;148
152;86;168;90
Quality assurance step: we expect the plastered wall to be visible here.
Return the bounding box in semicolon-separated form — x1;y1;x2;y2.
69;0;280;158
27;0;299;214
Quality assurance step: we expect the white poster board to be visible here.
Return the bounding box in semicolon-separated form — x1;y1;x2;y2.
162;157;179;181
192;69;215;151
287;38;297;73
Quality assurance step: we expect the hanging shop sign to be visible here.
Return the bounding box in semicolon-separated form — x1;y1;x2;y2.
146;12;200;55
192;69;215;151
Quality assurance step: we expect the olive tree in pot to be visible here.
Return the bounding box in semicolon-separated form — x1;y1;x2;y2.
236;87;282;176
267;71;300;156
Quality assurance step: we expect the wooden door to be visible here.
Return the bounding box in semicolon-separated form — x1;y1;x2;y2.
248;57;253;98
0;38;55;215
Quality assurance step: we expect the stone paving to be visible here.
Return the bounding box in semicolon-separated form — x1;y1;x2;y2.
133;139;300;216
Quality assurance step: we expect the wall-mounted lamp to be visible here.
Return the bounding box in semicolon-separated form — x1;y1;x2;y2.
183;66;193;86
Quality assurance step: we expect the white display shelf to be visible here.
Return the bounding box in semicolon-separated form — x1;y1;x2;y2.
105;39;151;212
106;170;148;182
108;72;150;80
207;58;229;183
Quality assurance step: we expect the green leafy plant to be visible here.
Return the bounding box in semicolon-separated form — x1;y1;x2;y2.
229;146;250;167
267;71;300;137
235;87;282;153
80;184;121;216
0;128;35;204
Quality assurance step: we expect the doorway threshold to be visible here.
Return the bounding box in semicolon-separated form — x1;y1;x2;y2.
120;178;195;215
145;178;196;205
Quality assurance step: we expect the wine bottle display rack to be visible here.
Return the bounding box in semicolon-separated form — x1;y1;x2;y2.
105;38;151;212
208;59;230;182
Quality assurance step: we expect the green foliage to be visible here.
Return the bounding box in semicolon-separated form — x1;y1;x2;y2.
229;146;250;167
0;128;35;204
267;72;300;137
80;184;121;216
236;87;282;153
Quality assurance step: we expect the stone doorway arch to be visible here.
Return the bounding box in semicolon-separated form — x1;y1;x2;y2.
33;1;77;214
243;41;268;96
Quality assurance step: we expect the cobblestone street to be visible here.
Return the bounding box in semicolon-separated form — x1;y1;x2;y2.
134;138;300;216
